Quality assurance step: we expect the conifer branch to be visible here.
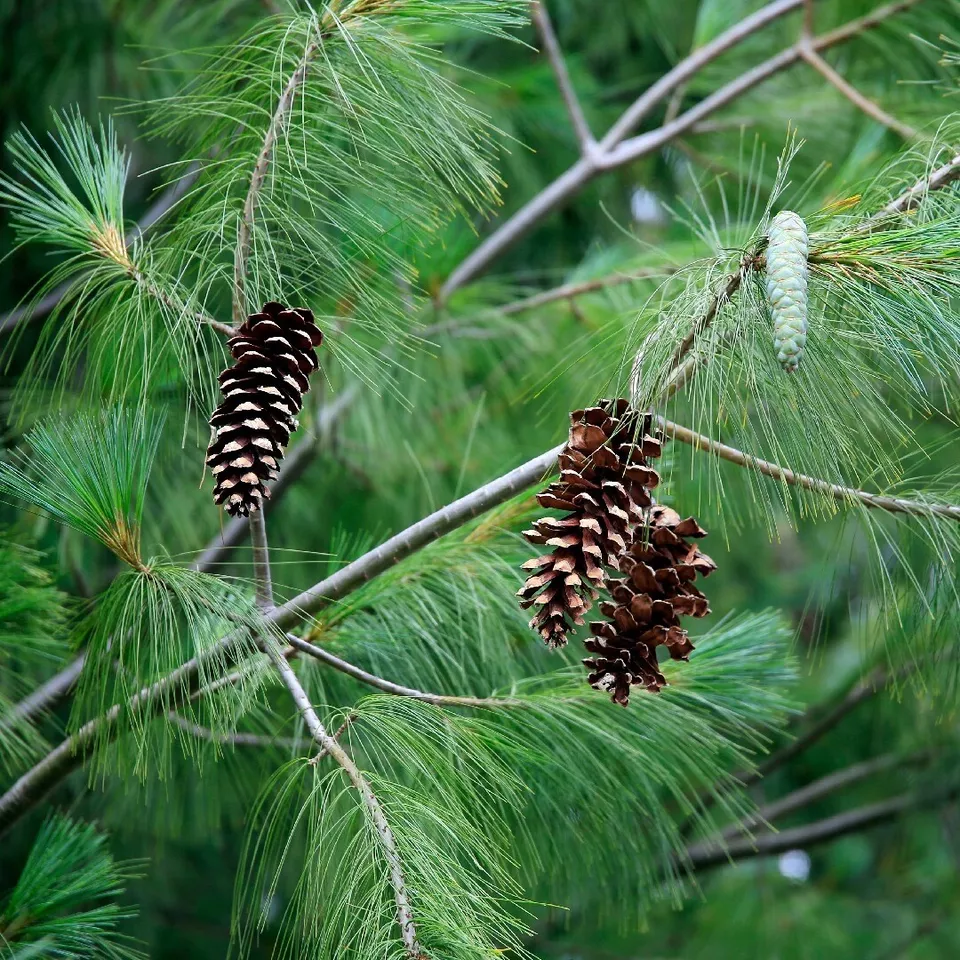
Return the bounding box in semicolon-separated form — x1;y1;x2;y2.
1;655;86;732
530;0;596;156
262;642;424;960
720;751;921;841
684;784;960;870
871;150;960;223
284;633;522;708
658;418;960;522
798;45;917;140
0;162;201;335
166;712;305;750
440;0;917;300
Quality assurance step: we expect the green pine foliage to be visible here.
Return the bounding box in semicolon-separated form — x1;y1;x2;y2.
3;1;960;958
0;815;144;959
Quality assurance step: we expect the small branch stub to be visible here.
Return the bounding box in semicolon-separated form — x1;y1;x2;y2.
766;211;809;372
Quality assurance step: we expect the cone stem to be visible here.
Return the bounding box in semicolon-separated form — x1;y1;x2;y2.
249;509;273;609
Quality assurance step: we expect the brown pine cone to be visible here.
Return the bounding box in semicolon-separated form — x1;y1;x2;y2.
518;399;663;648
584;505;716;705
206;301;323;516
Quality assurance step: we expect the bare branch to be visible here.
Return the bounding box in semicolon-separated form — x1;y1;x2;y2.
530;0;596;155
684;785;960;871
658;417;960;523
0;162;201;335
870;151;960;223
167;712;306;750
263;642;424;959
799;45;917;140
0;655;86;733
440;0;921;300
285;633;522;708
721;751;922;841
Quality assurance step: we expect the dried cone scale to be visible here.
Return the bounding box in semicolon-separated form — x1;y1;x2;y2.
584;506;716;705
206;301;323;516
518;400;662;648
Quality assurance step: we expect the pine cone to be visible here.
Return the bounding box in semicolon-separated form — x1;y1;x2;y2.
766;210;809;373
584;505;716;705
206;301;323;516
518;399;663;648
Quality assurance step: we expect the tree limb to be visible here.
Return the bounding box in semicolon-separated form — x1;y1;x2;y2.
798;45;917;140
0;443;562;836
440;0;918;300
263;642;424;959
658;417;960;523
166;712;306;750
0;655;86;733
684;785;959;871
284;633;522;708
530;0;596;156
720;751;922;841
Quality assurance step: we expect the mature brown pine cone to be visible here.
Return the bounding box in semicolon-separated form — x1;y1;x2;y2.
518;399;663;648
584;505;716;705
206;301;323;516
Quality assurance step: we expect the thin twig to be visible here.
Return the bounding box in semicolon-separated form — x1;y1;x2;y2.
684;785;960;870
0;162;202;335
870;151;960;223
530;0;596;156
720;751;923;841
263;643;424;959
0;655;86;733
441;0;919;299
167;712;305;750
659;417;960;523
285;633;522;708
799;45;917;140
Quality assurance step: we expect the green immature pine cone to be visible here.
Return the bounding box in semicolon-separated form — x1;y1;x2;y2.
765;210;809;373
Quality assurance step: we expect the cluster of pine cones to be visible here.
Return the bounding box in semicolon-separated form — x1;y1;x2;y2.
518;399;715;705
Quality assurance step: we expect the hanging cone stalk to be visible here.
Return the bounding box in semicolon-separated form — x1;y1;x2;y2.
584;505;715;705
518;399;662;648
206;301;323;516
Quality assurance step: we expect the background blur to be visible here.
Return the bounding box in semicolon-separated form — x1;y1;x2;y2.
2;1;960;957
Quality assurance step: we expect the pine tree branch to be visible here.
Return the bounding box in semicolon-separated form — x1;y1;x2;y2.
166;712;305;750
0;444;563;836
658;417;960;522
720;751;924;841
798;45;917;140
683;784;960;871
0;655;86;733
262;642;424;959
440;0;917;300
284;633;522;708
530;0;596;156
0;162;201;335
870;150;960;223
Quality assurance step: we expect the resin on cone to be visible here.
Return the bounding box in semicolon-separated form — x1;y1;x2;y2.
206;301;323;516
518;399;662;648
